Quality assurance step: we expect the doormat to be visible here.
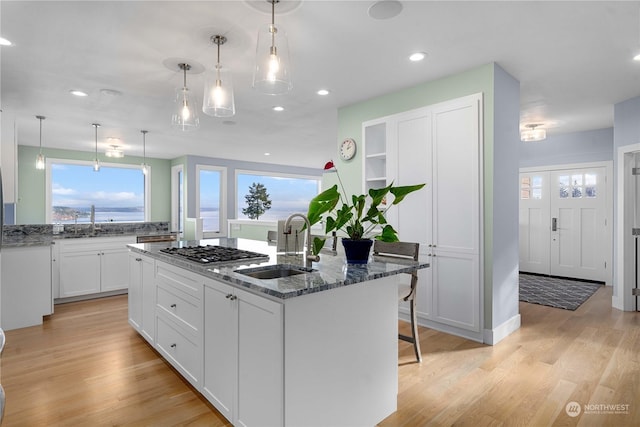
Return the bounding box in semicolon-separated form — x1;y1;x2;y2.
519;274;602;311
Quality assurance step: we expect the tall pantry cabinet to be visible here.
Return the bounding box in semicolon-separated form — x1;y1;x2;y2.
363;93;483;341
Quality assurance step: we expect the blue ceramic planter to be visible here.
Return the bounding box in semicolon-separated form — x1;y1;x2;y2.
341;238;373;264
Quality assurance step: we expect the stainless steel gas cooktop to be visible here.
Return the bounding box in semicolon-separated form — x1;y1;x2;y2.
159;245;269;265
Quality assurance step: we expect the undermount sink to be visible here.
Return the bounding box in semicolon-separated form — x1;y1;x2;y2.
238;264;314;280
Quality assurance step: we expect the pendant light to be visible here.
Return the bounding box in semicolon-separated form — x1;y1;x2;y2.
92;123;101;172
35;115;46;170
253;0;292;95
105;145;124;158
203;35;235;117
140;130;149;175
172;63;199;131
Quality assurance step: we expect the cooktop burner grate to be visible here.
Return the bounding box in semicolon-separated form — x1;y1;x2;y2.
160;245;269;265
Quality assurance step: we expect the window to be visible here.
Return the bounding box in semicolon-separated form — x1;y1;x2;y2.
559;173;597;199
236;171;321;221
47;159;148;223
521;175;543;200
197;165;226;235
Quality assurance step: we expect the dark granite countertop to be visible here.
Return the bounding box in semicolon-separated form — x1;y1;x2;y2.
128;237;429;301
2;222;173;248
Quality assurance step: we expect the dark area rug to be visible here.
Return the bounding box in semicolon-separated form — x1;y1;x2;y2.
519;274;603;311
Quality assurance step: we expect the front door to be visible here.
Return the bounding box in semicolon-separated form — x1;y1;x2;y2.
519;165;609;282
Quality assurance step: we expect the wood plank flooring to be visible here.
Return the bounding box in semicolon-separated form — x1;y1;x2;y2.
1;286;638;426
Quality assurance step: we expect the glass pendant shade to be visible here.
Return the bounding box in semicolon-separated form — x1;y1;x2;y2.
172;63;199;131
172;86;199;131
203;64;235;117
36;152;45;170
141;130;149;175
92;123;101;172
253;22;292;95
35;115;46;170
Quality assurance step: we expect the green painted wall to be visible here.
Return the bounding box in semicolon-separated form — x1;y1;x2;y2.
17;145;171;224
334;63;500;333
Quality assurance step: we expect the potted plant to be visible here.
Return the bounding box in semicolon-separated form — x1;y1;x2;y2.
306;161;425;263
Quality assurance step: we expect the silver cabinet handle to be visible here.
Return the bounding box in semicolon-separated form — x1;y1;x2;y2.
552;217;558;231
225;294;233;299
135;257;142;262
170;303;176;308
170;343;176;348
230;295;237;301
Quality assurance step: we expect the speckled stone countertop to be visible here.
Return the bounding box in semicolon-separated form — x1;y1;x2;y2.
128;237;430;300
3;222;174;247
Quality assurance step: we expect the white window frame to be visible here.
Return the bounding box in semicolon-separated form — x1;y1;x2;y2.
234;169;322;220
171;164;184;236
45;158;150;224
196;164;227;237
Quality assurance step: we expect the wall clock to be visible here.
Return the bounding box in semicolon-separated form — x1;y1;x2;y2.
339;138;357;161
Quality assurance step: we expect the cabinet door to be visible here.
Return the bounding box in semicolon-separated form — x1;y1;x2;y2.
59;250;101;297
128;253;143;331
236;288;283;427
202;280;237;421
101;248;130;292
140;255;155;344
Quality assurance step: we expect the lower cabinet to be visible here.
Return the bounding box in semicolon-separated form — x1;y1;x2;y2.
154;261;203;389
1;245;53;330
58;236;134;298
128;252;155;344
202;279;283;427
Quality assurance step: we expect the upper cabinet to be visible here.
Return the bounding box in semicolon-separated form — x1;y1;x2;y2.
362;93;484;342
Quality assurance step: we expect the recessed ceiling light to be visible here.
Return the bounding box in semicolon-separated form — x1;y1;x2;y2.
273;106;284;112
409;52;427;62
634;53;640;61
0;37;13;46
264;152;271;156
69;90;88;97
317;89;330;96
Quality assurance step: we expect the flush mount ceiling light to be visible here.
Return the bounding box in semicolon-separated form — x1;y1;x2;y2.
92;123;101;172
317;89;330;96
140;130;149;176
172;63;200;131
0;37;13;46
105;144;124;158
253;0;292;95
203;35;235;118
272;106;284;112
520;124;547;142
35;115;46;170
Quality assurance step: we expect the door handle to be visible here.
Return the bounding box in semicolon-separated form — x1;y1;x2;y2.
552;217;557;232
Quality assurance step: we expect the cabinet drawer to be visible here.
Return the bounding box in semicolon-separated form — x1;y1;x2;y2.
157;283;200;333
156;262;202;299
156;314;201;386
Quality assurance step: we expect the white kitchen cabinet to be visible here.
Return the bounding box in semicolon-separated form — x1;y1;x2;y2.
363;93;483;340
0;245;53;330
203;278;283;427
58;236;134;299
154;261;203;389
127;252;155;344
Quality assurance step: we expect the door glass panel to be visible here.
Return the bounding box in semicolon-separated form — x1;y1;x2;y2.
521;177;530;186
559;175;570;198
585;173;597;198
532;176;542;187
521;189;530;199
585;173;596;186
532;188;542;199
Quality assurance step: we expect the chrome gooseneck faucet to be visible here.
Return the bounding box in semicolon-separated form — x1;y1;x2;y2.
284;213;320;268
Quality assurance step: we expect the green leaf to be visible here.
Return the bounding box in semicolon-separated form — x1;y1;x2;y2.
368;185;392;207
306;185;340;225
377;224;399;242
390;184;426;205
312;237;326;255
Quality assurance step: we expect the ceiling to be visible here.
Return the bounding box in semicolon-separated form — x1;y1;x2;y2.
2;1;640;169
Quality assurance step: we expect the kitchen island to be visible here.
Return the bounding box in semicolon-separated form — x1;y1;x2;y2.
128;238;429;427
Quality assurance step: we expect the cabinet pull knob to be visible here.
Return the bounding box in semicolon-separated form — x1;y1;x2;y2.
170;343;176;348
170;303;176;308
136;258;142;261
225;294;233;299
230;295;237;301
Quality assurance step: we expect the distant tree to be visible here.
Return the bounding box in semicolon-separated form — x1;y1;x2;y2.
242;182;272;220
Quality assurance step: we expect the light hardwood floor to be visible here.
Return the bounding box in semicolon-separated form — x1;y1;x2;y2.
1;286;638;426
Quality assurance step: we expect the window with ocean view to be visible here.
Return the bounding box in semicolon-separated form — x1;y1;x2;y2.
198;165;226;234
49;161;146;223
236;172;321;221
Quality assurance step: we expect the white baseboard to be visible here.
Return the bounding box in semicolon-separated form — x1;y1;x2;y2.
483;314;521;345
